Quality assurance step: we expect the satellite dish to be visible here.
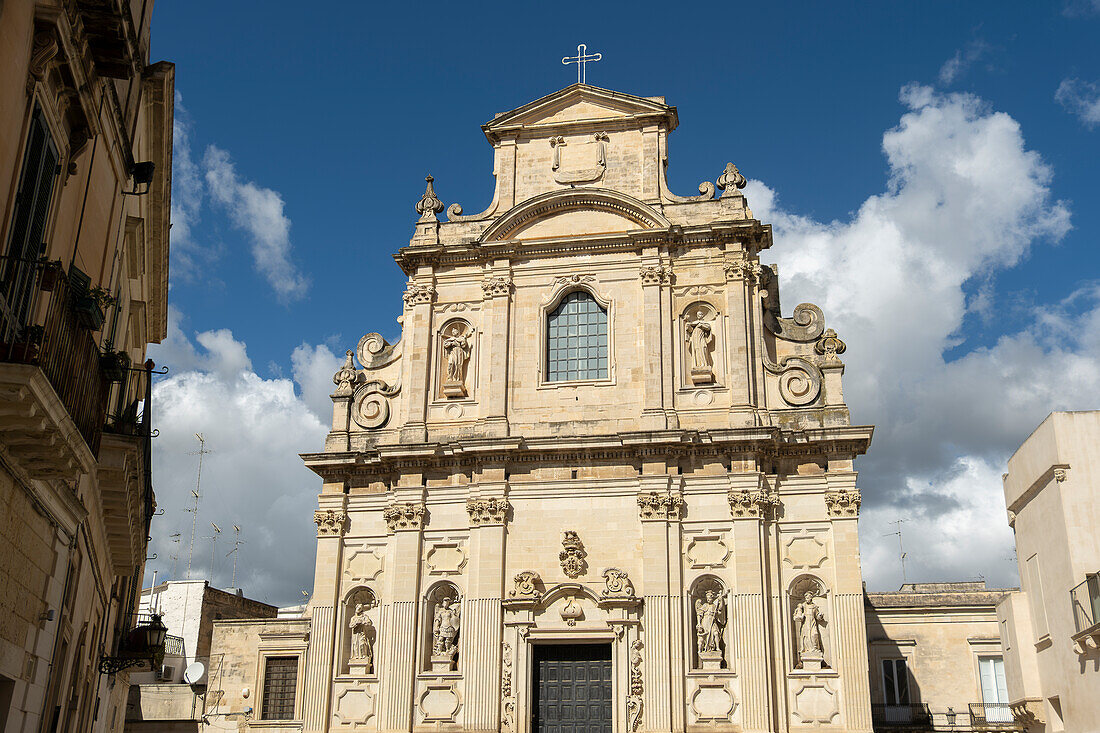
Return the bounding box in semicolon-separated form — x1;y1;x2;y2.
183;661;207;686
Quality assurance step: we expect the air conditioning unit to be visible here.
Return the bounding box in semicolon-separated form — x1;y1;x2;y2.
157;665;174;682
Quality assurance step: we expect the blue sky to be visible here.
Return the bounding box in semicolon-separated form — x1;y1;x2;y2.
144;1;1100;605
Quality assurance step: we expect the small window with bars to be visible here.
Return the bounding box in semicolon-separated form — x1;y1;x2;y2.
261;656;299;720
546;291;608;382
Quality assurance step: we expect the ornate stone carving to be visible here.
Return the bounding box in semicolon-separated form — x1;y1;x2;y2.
482;275;512;298
768;302;826;342
333;350;358;397
415;175;445;222
728;489;780;520
551;132;609;185
716;162;747;196
793;581;828;670
314;510;347;537
501;642;515;733
441;322;473;398
348;601;375;673
28;31;59;94
626;641;644;733
815;328;847;361
724;259;763;282
1054;468;1068;482
553;273;596;288
601;568;635;599
383;502;425;532
509;570;542;600
685;305;716;385
639;264;671;286
560;595;583;626
431;596;461;670
352;379;400;430
357;332;400;369
559;531;587;578
824;489;861;518
763;355;823;406
637;491;685;520
466;497;509;525
403;283;436;307
693;584;727;668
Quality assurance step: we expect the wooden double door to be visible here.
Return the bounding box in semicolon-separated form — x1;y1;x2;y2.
532;644;613;733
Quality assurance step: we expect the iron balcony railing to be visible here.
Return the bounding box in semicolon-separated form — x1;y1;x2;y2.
1070;572;1100;634
871;703;932;728
969;702;1017;728
163;634;184;657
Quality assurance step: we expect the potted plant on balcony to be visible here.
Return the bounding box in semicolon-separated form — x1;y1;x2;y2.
100;343;131;382
73;286;115;331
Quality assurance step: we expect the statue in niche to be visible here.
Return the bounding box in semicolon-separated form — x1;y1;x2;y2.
794;588;828;669
442;324;472;398
431;596;461;670
694;588;726;668
348;602;374;672
685;308;716;385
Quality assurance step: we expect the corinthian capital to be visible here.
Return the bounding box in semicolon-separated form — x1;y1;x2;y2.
729;489;780;519
466;498;509;525
314;509;348;537
824;489;861;518
637;491;685;521
403;283;436;307
383;502;426;532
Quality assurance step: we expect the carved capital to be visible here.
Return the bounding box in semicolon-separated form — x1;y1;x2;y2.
314;509;348;537
824;489;861;518
383;502;426;532
1054;467;1068;483
728;489;780;520
639;265;671;286
482;276;513;299
637;491;685;521
403;283;436;307
723;259;763;282
466;497;509;525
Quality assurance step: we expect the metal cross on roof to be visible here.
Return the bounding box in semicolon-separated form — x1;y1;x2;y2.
562;43;602;85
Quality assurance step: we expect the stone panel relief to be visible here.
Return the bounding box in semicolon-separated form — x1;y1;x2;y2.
600;568;635;599
689;682;737;724
344;546;385;584
790;575;831;671
684;533;730;569
342;588;378;677
550;132;609;185
782;530;828;570
424;541;468;576
683;302;718;386
439;320;474;399
418;684;461;723
424;582;462;672
501;641;515;733
333;687;374;728
791;681;840;726
509;570;543;601
691;576;728;670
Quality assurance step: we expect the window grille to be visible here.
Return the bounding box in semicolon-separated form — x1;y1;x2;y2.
261;656;298;720
547;291;608;382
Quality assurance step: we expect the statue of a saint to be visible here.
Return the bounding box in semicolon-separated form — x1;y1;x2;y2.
794;590;826;661
694;590;726;655
348;603;373;670
432;596;461;657
443;327;471;383
686;310;715;380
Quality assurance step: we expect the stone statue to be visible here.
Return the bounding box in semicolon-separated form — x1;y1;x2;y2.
442;325;471;397
694;589;726;655
794;590;826;664
348;603;373;671
686;309;715;384
432;596;461;658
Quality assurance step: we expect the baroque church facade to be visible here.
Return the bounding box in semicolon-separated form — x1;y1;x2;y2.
294;84;874;733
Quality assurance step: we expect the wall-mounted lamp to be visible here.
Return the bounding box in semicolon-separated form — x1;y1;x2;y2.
945;707;957;726
123;161;156;195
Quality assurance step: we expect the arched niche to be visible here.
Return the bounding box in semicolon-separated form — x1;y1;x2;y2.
422;581;463;673
341;586;378;676
788;574;832;670
689;575;729;670
681;301;722;388
436;318;476;400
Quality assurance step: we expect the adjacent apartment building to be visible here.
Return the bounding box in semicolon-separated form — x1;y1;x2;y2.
0;1;173;731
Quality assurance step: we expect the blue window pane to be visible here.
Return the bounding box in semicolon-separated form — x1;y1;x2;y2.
547;291;608;381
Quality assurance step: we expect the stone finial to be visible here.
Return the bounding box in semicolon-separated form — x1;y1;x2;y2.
415;175;445;222
729;489;780;520
332;350;357;396
314;509;348;537
716;162;747;196
824;488;861;518
466;498;509;525
559;531;587;578
383;502;426;532
815;328;847;361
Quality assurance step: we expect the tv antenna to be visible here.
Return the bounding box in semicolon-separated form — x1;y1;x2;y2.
225;525;245;588
168;532;181;578
186;433;213;579
205;523;222;577
884;519;909;585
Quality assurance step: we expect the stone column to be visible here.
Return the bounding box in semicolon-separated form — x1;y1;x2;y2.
480;269;512;437
637;476;687;733
377;497;426;733
459;488;509;733
303;500;348;732
728;481;779;733
826;485;873;733
399;277;435;443
639;261;670;431
723;255;762;424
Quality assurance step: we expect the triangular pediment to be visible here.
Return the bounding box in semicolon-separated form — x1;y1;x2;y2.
483;84;677;141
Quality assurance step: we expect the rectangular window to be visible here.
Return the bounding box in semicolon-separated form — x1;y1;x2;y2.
978;656;1011;723
1025;554;1049;638
547;291;608;382
261;656;298;720
882;658;909;705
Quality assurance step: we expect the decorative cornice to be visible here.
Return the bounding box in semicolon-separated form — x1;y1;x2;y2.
729;489;780;520
466;497;509;525
403;283;436;307
314;509;347;537
824;488;861;518
637;491;685;521
482;275;513;299
383;502;426;532
639;265;671;286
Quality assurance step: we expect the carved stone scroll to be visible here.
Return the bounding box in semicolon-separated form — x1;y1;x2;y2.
767;303;825;342
763;355;823;407
601;568;635;599
352;379;400;430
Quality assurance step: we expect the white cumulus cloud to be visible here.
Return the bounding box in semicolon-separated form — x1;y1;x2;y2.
1055;78;1100;129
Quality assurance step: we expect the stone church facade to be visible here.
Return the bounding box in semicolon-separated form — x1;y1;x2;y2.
272;85;874;732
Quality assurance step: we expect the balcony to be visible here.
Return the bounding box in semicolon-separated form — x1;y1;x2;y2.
1070;572;1100;654
0;258;107;487
969;703;1019;729
872;703;932;729
72;0;140;78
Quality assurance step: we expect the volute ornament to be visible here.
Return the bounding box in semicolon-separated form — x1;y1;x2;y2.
510;570;542;600
415;175;445;222
767;302;826;342
763;355;823;407
601;567;635;599
352;379;400;430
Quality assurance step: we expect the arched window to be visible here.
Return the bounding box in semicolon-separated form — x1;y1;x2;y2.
547;291;608;381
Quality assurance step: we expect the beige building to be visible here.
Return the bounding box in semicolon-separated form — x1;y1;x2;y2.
0;1;172;731
997;411;1100;732
204;83;877;733
865;582;1015;731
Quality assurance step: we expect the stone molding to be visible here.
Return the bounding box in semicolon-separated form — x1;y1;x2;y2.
482;275;513;299
383;502;426;532
639;265;671;286
728;489;780;520
314;509;347;537
403;283;436;307
824;489;861;518
466;497;509;525
637;490;685;521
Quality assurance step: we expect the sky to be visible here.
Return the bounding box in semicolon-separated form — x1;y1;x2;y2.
144;1;1100;606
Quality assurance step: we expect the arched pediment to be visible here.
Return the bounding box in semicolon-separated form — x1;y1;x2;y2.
478;188;671;243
